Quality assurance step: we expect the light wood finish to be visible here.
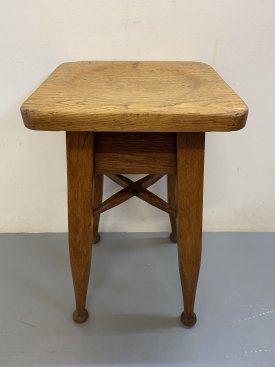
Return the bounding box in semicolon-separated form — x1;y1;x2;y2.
92;174;103;244
21;61;248;132
167;174;177;243
94;133;176;174
176;132;205;327
66;132;94;323
21;61;248;328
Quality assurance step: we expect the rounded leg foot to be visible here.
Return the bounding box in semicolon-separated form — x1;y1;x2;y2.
73;309;89;323
180;312;197;327
169;233;177;243
92;234;100;244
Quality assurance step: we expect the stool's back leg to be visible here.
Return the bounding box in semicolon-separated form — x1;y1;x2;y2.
92;174;104;244
66;132;94;323
167;174;177;242
176;132;205;327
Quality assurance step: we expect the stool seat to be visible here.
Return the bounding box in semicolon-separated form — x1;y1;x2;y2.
21;61;248;132
21;61;248;328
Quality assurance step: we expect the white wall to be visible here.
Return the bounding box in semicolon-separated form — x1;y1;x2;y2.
0;0;274;232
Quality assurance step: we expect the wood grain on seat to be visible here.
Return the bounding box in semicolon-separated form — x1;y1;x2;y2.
21;61;248;132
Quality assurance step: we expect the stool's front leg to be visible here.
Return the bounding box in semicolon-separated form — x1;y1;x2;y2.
66;132;94;323
176;132;205;327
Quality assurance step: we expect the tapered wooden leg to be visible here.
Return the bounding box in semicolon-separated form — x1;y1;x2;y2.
66;132;94;323
167;174;177;242
92;174;103;244
176;132;205;327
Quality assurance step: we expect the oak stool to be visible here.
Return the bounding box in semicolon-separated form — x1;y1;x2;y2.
21;61;248;327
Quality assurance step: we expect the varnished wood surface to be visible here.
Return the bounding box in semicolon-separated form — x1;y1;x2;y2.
66;132;94;323
94;174;172;215
94;133;176;174
21;61;248;132
22;62;247;327
167;174;177;243
176;132;205;327
92;174;103;244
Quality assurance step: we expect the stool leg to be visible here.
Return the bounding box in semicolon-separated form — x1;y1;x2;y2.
167;174;177;242
66;132;94;323
176;132;205;327
92;174;104;244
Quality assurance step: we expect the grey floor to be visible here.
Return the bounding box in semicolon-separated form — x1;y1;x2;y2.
0;233;274;367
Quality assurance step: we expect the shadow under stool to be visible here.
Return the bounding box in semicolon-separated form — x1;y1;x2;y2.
21;61;248;327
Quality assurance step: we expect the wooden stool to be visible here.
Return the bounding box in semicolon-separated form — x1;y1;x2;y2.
21;61;248;327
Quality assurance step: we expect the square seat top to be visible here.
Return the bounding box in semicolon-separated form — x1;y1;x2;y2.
21;61;248;132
